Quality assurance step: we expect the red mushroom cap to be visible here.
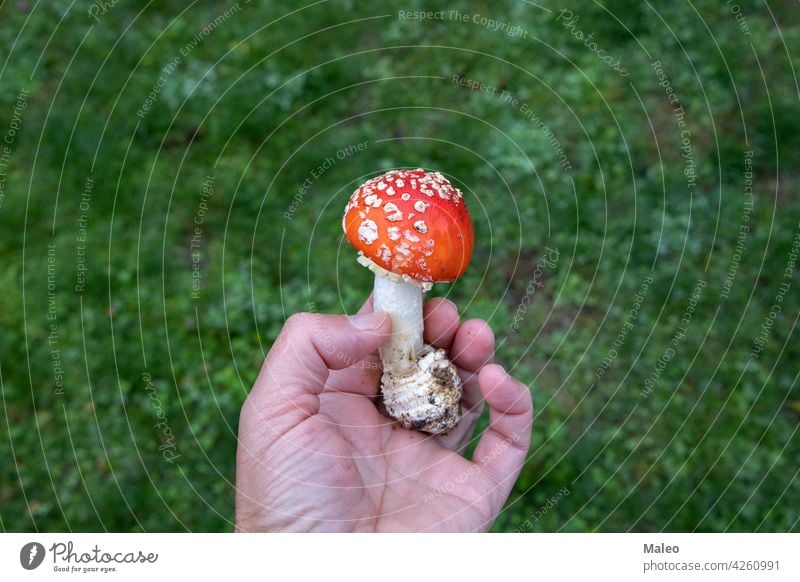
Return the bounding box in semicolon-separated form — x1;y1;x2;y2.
343;169;474;283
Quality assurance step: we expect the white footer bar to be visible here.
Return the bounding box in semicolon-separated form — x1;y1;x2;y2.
1;533;797;581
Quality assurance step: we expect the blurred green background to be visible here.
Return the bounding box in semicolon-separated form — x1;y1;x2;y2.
1;0;798;532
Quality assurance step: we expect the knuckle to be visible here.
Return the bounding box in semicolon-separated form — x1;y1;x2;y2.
284;312;316;335
239;395;259;428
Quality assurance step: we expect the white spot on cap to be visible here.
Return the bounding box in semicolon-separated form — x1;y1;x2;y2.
358;219;378;244
404;230;420;242
378;244;391;263
387;226;401;241
386;186;396;196
377;181;387;190
414;200;429;212
396;179;404;187
383;202;402;221
413;220;428;234
401;193;411;201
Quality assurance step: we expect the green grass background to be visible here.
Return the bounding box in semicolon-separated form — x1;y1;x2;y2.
0;0;798;532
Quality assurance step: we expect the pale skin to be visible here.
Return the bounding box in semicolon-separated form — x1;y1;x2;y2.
236;297;533;532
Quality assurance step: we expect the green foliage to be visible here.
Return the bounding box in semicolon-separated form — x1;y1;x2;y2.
0;0;797;532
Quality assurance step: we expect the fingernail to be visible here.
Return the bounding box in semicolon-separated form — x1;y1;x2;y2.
492;363;508;378
348;312;388;331
433;297;457;313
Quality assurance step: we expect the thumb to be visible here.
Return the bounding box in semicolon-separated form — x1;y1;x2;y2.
249;311;392;424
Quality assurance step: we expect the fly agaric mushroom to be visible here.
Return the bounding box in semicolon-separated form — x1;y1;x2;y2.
342;168;474;434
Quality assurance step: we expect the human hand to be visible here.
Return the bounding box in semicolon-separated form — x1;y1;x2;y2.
235;297;533;532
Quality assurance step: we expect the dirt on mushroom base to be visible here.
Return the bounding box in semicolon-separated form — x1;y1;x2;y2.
382;347;463;434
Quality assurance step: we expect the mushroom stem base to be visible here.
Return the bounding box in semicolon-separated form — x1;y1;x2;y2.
381;347;463;435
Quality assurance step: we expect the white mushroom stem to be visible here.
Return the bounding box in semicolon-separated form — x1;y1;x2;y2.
373;274;424;376
357;253;462;434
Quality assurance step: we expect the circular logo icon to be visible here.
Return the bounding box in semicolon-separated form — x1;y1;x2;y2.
20;542;45;570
